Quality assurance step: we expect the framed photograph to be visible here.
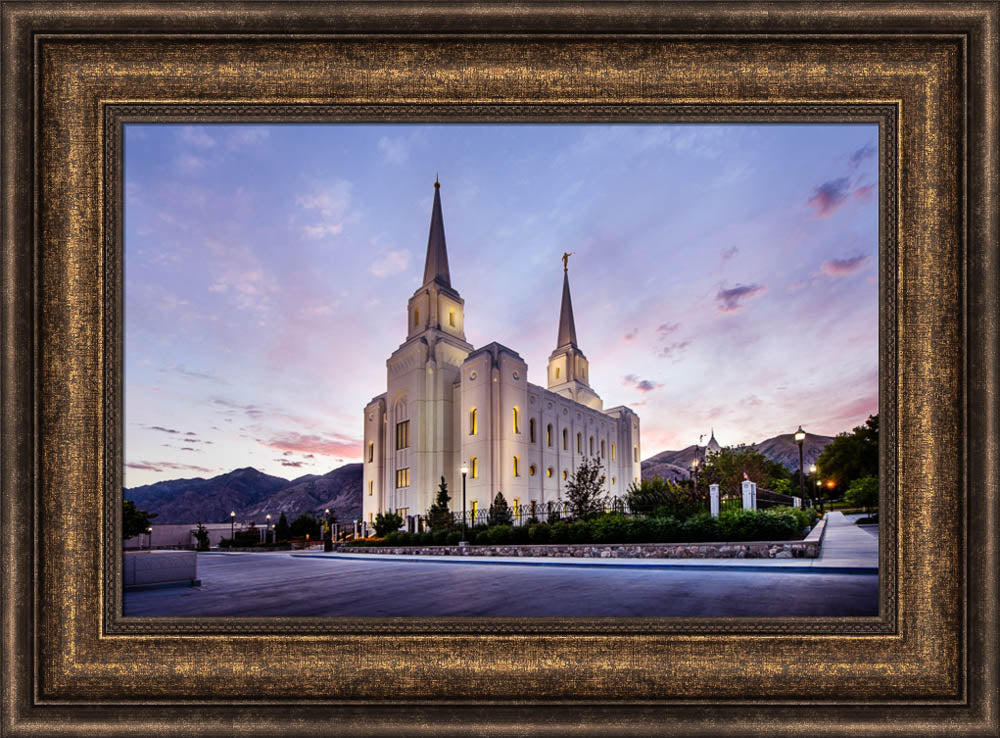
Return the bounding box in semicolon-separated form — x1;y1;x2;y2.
2;3;996;736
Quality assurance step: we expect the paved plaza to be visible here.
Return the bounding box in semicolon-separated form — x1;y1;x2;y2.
123;512;879;618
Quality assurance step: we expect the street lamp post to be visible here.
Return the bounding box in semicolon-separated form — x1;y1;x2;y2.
230;510;236;543
460;464;468;543
816;478;823;513
690;457;700;494
265;513;271;543
146;526;152;550
324;507;333;551
808;464;817;509
794;425;806;499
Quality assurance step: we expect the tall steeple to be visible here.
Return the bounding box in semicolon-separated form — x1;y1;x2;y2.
547;254;602;410
557;271;578;348
421;177;451;288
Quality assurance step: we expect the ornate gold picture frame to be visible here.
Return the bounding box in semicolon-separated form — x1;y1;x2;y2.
2;3;996;735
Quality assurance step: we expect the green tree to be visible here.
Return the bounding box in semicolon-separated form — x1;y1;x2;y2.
274;512;291;542
289;512;320;539
122;499;157;543
427;475;454;530
845;475;879;515
487;492;514;527
700;445;784;499
816;414;879;492
374;510;404;537
193;522;210;551
565;456;607;520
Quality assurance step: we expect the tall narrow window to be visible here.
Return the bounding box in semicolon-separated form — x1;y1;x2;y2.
469;407;478;435
395;467;410;488
512;498;520;517
449;310;455;327
546;424;553;447
562;469;568;481
471;456;478;479
577;432;582;453
634;445;639;462
472;500;479;519
601;439;606;458
395;420;410;450
529;418;536;443
367;442;374;462
513;455;520;477
513;407;520;434
546;467;553;478
529;465;536;476
413;308;420;327
612;442;616;461
530;500;537;518
556;366;561;379
368;480;374;495
589;436;594;455
562;428;568;450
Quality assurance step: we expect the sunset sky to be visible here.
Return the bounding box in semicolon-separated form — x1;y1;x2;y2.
124;123;878;487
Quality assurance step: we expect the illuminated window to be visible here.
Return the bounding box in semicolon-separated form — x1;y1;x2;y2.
513;455;520;476
562;428;568;450
555;366;561;379
601;439;606;458
634;445;639;462
369;512;373;524
562;469;568;481
368;480;373;496
530;500;537;517
367;442;374;462
577;432;582;453
449;310;455;327
395;467;410;488
395;420;410;450
611;476;616;485
546;467;553;478
471;456;479;479
512;498;520;517
612;442;616;461
546;424;553;447
472;500;479;518
529;418;536;443
589;436;594;455
513;407;520;434
469;407;478;435
529;464;536;476
414;308;420;327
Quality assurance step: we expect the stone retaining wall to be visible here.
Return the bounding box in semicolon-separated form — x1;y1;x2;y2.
336;539;819;559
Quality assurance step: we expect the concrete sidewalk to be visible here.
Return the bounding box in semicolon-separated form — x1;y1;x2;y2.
291;512;878;575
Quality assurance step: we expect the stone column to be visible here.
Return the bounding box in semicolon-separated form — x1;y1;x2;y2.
742;480;757;510
793;497;802;508
709;484;720;517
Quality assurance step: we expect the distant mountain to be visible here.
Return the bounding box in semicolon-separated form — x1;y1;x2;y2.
642;431;835;481
125;463;363;525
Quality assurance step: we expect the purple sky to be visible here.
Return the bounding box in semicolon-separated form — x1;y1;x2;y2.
124;123;878;487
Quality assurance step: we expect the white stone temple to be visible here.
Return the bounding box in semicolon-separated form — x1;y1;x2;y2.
362;180;640;529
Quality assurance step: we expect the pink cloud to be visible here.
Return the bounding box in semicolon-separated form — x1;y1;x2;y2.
820;255;869;277
265;432;362;459
716;284;767;313
623;374;663;393
125;461;214;474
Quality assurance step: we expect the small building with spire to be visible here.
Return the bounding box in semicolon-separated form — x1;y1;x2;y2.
362;181;640;530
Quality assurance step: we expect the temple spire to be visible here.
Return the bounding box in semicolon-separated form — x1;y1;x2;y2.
422;178;451;288
557;268;578;348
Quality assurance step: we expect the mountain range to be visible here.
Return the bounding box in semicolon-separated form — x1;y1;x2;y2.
125;432;836;524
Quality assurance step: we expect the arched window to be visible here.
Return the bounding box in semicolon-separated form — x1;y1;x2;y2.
529;418;536;443
512;407;520;434
367;442;374;462
471;456;479;479
546;424;553;447
469;407;478;435
368;480;374;495
611;476;616;485
562;469;568;481
601;439;606;458
576;432;582;453
562;428;568;450
546;467;553;478
529;464;536;476
634;445;639;462
513;455;520;477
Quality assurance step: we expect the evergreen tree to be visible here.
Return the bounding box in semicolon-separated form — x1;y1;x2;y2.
374;510;404;537
565;456;607;520
123;499;157;542
274;512;291;542
193;522;210;551
427;475;454;530
487;492;513;527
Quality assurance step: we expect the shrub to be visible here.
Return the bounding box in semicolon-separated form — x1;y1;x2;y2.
680;513;721;542
589;513;630;543
485;525;514;545
527;523;550;544
432;529;450;546
627;477;702;521
567;519;590;543
487;493;514;527
565;457;608;520
446;531;462;546
511;525;530;545
549;520;570;543
374;511;404;537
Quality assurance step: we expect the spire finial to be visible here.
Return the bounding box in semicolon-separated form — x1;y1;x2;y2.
562;251;576;273
434;173;439;188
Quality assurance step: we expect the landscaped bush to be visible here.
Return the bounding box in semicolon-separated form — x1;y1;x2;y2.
527;523;550;544
484;525;514;545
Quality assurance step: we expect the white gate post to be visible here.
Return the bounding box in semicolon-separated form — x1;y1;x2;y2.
742;480;757;510
793;496;802;508
709;484;720;517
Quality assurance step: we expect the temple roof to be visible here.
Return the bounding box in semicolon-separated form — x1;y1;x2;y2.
421;178;451;289
556;271;578;348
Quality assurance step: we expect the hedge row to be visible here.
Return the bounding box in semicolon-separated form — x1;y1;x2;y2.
351;507;818;548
